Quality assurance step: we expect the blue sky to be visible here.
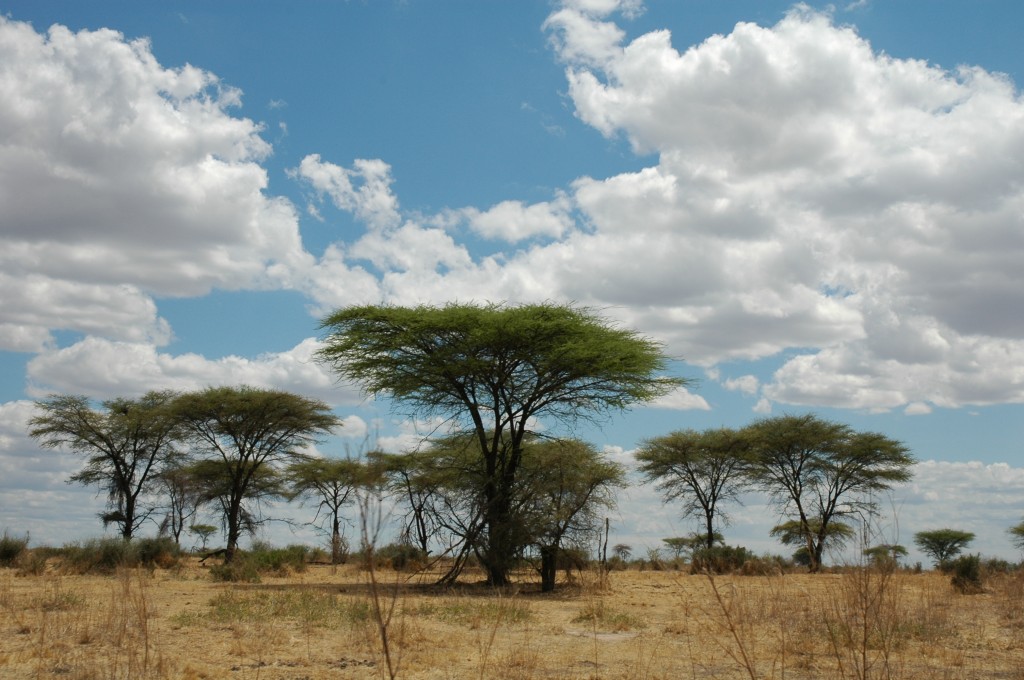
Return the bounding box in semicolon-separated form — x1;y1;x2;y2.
2;1;1024;563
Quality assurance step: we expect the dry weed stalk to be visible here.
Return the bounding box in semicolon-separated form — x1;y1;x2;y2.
359;492;406;680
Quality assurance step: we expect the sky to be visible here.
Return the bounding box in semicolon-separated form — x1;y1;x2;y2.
2;0;1024;565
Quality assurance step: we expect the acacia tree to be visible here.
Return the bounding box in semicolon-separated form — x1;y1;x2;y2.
636;428;750;549
316;302;682;586
744;414;914;572
368;450;446;556
516;438;624;592
155;451;205;546
1010;520;1024;552
285;457;367;564
914;529;975;568
172;386;340;563
29;391;180;540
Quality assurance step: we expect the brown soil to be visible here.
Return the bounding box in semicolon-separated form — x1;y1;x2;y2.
3;559;1024;679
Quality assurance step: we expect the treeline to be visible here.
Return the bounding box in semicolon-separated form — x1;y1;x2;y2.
18;303;1019;590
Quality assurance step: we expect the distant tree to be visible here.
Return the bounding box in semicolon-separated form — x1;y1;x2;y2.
29;391;180;540
316;302;683;586
914;529;975;568
636;428;750;549
155;451;204;546
1010;520;1024;552
367;449;445;556
662;533;724;560
189;524;217;551
172;386;340;563
285;456;367;564
744;414;914;572
612;543;633;562
864;543;908;569
517;439;624;591
771;518;855;565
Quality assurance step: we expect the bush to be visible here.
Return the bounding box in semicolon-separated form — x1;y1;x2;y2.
58;536;181;574
0;530;29;566
210;543;310;582
690;544;756;574
363;542;428;572
951;553;984;594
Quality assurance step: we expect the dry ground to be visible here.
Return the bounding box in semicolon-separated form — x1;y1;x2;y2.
3;558;1024;679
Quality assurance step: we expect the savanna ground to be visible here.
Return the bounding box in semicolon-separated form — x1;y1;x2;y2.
3;555;1024;680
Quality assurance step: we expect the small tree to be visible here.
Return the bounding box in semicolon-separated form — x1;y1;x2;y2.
1009;520;1024;552
662;533;723;561
517;439;624;591
173;386;340;563
189;524;217;551
29;391;180;540
285;457;367;564
636;428;750;549
612;543;632;562
864;543;908;569
155;451;204;547
913;529;975;568
771;518;855;565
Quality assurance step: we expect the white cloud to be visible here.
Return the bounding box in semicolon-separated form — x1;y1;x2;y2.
25;336;361;407
649;387;711;411
0;17;313;349
463;195;573;242
295;154;402;231
722;374;760;396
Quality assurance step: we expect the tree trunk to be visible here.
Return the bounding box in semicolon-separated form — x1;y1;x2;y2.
540;545;558;593
705;512;716;549
332;515;342;565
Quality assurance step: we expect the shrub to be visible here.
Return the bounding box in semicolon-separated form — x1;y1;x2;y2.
210;543;310;582
690;544;755;574
58;536;181;574
0;530;29;566
951;553;984;594
134;536;181;569
364;542;427;572
60;537;135;574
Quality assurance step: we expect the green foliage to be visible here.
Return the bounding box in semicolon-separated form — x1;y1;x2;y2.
1009;519;1024;551
864;543;908;570
361;542;428;572
317;302;683;586
29;391;180;540
662;533;724;560
173;386;341;563
690;544;756;574
209;542;310;582
636;428;750;549
950;554;984;594
188;524;217;550
0;530;29;566
745;414;914;572
914;529;975;568
58;536;180;574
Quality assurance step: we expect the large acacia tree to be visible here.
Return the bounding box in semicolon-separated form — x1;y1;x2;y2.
172;386;341;562
317;302;683;586
29;391;180;540
635;428;751;550
744;414;914;572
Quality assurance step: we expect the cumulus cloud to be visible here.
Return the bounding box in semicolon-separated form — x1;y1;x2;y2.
526;5;1024;410
0;17;313;350
462;195;573;242
25;337;361;407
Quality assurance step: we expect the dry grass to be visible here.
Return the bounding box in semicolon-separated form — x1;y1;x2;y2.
3;558;1024;679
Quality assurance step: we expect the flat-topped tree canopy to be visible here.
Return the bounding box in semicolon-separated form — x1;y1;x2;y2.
317;301;685;586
